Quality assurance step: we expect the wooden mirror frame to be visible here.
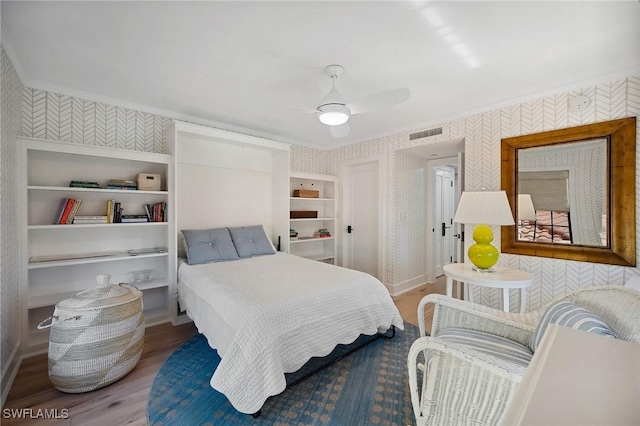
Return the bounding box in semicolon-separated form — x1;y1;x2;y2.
501;117;636;266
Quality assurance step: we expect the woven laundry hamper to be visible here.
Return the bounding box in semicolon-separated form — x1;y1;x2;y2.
38;283;145;393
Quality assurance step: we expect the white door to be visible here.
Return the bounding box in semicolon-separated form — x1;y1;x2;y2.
434;166;456;276
342;160;380;278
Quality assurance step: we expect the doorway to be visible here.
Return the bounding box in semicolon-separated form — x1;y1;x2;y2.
433;165;457;276
341;157;382;278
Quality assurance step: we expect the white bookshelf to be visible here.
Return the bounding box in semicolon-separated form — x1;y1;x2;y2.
19;137;174;356
289;172;338;264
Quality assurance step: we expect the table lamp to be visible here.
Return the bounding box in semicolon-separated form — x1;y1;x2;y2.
518;194;537;222
453;190;515;271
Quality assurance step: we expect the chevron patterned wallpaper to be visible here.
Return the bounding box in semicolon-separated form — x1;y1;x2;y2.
19;74;640;311
1;46;23;394
293;75;640;311
22;88;170;154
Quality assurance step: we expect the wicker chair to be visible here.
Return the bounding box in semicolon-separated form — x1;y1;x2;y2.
407;285;640;426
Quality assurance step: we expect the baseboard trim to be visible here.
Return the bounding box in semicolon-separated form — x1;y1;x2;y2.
1;343;21;408
387;274;429;297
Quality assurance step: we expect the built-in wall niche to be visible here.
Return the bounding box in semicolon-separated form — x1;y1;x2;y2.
167;121;291;324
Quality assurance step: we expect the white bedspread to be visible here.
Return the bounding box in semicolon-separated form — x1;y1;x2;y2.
178;252;404;414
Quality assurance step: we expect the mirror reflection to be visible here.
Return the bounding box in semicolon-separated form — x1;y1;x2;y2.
516;138;608;247
501;117;635;266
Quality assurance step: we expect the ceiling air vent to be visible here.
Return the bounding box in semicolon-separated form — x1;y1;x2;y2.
409;127;443;141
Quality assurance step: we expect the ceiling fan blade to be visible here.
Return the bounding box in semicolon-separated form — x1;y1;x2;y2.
258;103;318;114
346;87;410;115
329;123;350;138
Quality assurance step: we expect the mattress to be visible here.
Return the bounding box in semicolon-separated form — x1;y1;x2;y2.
177;252;404;414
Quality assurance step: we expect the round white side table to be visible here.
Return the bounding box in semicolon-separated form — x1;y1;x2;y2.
442;263;534;313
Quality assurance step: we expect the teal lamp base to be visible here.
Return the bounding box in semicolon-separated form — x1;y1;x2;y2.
468;224;499;271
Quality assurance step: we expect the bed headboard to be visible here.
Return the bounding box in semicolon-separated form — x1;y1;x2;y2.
167;121;290;258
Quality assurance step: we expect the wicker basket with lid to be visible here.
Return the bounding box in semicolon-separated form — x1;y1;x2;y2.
38;283;145;393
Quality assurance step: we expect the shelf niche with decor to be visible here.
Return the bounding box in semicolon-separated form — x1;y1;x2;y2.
19;137;174;356
289;172;338;264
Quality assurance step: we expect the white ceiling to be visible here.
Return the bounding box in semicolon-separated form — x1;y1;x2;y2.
2;1;639;149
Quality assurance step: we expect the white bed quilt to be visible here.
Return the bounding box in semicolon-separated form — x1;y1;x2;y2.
178;252;404;414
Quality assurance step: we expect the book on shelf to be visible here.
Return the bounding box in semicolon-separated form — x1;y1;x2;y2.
121;215;149;223
73;215;108;224
53;198;68;224
69;180;100;188
106;200;114;223
106;186;138;190
145;202;167;222
65;199;83;224
106;179;137;190
113;202;122;223
56;198;82;224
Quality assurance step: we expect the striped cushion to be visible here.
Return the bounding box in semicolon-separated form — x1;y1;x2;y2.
435;328;533;368
529;301;615;352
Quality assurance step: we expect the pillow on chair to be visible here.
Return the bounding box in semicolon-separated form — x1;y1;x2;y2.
529;300;615;352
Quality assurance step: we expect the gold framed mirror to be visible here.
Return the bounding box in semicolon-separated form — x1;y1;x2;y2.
501;117;636;266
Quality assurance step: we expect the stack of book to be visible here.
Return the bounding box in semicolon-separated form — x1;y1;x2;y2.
73;215;108;224
106;179;137;190
121;215;148;223
144;202;167;222
69;180;100;188
313;228;332;238
54;198;82;224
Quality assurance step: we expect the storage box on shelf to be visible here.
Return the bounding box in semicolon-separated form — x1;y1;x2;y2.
20;137;175;356
289;172;338;264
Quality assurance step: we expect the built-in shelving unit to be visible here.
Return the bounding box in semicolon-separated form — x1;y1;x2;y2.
19;137;174;355
289;172;338;264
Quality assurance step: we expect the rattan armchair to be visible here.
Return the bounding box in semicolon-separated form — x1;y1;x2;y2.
408;285;640;426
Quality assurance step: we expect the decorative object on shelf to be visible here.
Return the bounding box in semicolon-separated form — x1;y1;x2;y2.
453;190;515;271
290;210;318;219
131;269;153;284
137;173;161;191
290;229;298;240
37;283;144;393
292;189;319;198
127;247;166;256
96;273;111;287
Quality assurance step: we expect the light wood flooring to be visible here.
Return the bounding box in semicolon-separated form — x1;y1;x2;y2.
3;277;445;425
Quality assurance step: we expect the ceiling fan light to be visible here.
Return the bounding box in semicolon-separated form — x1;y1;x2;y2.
317;104;350;126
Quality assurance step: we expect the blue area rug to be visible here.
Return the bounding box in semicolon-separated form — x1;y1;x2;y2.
147;324;418;425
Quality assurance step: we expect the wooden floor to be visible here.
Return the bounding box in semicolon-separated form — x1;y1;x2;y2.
3;277;445;425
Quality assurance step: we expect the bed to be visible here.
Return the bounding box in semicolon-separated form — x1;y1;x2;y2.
177;226;404;415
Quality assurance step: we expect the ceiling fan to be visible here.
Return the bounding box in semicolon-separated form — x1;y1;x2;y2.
270;65;410;138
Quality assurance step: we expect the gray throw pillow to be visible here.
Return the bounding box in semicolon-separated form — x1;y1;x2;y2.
228;225;276;258
529;300;615;352
182;228;240;265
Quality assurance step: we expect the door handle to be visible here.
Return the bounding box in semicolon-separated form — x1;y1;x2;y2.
441;222;451;237
347;225;354;234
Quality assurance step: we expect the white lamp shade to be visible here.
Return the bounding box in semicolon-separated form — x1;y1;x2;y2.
454;190;515;225
518;193;537;221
